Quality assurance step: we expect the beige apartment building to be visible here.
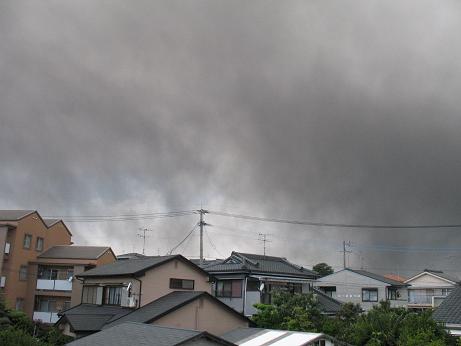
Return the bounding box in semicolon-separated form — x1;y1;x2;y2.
0;210;115;323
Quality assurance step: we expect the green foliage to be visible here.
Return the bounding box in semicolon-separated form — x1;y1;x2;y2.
252;291;325;332
252;294;457;346
0;327;49;346
312;263;334;277
0;297;70;346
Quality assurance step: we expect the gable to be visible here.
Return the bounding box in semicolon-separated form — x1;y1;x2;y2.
406;272;456;287
317;269;390;287
153;294;249;336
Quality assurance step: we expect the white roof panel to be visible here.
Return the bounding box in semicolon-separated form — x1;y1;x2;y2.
269;333;321;346
239;331;287;346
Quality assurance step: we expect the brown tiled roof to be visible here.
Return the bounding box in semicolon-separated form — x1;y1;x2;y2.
0;210;35;221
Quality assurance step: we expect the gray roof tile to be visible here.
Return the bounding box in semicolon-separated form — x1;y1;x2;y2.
312;288;342;314
67;322;234;346
58;304;133;332
43;218;61;227
433;286;461;324
39;245;112;260
203;252;317;278
78;255;199;277
347;269;408;286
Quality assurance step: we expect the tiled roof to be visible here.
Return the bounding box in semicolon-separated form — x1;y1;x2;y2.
105;291;250;328
312;288;343;314
0;210;35;221
38;246;112;260
116;253;147;260
433;286;461;324
424;269;460;284
383;274;407;283
203;252;317;278
57;304;133;332
78;255;206;278
67;322;235;346
347;269;408;286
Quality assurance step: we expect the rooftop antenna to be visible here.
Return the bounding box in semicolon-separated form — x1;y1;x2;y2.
137;228;153;255
258;233;272;256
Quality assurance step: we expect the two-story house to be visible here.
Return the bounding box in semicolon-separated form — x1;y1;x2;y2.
404;269;459;309
56;255;251;338
199;252;340;316
28;245;116;324
314;268;409;311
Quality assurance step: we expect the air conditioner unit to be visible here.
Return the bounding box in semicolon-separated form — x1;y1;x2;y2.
0;276;6;288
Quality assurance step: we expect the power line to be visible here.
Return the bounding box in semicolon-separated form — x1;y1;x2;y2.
167;224;198;255
205;229;225;258
209;210;461;229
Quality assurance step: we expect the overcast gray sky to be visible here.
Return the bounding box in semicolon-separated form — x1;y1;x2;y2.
2;0;461;276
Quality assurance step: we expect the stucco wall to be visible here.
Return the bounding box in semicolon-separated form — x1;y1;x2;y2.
153;295;248;336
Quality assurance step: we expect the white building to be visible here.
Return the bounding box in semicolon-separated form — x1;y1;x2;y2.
314;268;409;311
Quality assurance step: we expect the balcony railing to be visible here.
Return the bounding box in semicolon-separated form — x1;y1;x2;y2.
33;311;60;324
408;295;434;305
36;279;72;291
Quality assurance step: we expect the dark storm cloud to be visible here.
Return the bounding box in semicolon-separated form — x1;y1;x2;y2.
1;0;461;275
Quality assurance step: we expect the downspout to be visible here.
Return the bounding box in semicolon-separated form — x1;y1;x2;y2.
243;276;247;316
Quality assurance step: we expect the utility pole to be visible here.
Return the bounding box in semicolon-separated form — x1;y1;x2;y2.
137;228;153;255
258;233;272;256
342;240;352;269
198;209;208;265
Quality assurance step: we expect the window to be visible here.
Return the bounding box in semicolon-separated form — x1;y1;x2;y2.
320;286;336;298
387;288;399;300
215;280;242;298
247;280;260;292
82;286;98;304
362;288;378;302
35;298;57;312
170;278;195;290
15;298;24;311
19;265;28;281
103;286;122;305
442;288;453;296
36;237;44;251
23;234;32;249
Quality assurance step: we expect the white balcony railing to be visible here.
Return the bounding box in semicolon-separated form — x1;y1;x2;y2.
33;311;60;324
36;279;72;291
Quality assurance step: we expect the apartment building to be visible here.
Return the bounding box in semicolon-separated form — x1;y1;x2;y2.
0;210;115;323
0;210;72;312
28;245;116;323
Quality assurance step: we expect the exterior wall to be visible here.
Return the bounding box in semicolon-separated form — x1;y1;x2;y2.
407;273;455;288
153;295;248;336
315;270;407;311
0;213;72;313
139;259;211;306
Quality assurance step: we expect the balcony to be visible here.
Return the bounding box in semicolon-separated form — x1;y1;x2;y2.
36;279;72;291
408;295;434;305
33;311;60;324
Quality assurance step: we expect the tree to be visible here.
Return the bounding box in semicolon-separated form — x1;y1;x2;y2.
313;263;334;277
252;291;325;332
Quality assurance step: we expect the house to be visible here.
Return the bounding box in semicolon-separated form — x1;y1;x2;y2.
404;269;459;309
66;322;236;346
314;268;409;311
0;210;73;312
29;245;116;324
201;252;319;316
433;286;461;336
57;255;251;337
222;327;341;346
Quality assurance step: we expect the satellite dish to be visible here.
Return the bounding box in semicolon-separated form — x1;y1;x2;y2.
259;283;265;291
127;282;132;290
67;276;73;282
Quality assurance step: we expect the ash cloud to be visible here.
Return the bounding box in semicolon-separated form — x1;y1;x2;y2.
1;0;461;276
